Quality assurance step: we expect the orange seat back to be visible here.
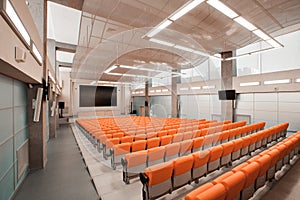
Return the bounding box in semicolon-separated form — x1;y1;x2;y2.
147;137;160;149
209;146;223;162
132;140;147;152
173;155;194;176
113;143;131;156
192;150;210;168
147;147;165;162
144;161;173;186
165;143;180;157
221;141;234;156
160;135;173;146
125;150;147;168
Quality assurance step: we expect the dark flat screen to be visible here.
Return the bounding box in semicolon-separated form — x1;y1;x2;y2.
218;90;236;100
79;85;117;107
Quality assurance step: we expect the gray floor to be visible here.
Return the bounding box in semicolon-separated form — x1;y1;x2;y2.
262;158;300;200
14;124;99;200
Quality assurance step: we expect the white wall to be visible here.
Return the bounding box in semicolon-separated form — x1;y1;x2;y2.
58;71;71;116
236;92;300;131
180;94;221;120
237;30;300;76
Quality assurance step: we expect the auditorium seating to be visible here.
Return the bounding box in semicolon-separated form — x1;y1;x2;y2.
184;128;299;200
139;123;288;200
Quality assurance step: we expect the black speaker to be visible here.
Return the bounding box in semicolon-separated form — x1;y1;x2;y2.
58;102;65;109
218;90;236;100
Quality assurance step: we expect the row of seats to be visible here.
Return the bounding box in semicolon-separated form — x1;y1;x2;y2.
112;122;264;170
185;129;299;200
100;120;247;157
78;119;229;147
139;123;288;200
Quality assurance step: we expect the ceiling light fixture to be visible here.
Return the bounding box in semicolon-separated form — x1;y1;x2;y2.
264;79;290;85
104;65;118;73
170;0;205;21
174;45;194;52
149;38;175;47
295;78;300;83
146;19;172;37
119;65;137;69
191;86;201;90
239;82;260;87
234;16;257;31
266;39;282;48
202;85;216;89
253;29;270;40
5;0;31;46
207;0;238;19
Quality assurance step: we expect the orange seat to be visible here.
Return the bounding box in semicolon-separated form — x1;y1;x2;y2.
183;131;194;140
147;137;160;149
157;130;168;137
240;162;260;200
122;150;147;184
208;145;223;172
142;161;173;199
212;171;234;184
131;140;147;152
111;143;131;169
221;171;246;200
113;132;124;138
147;147;165;167
173;155;194;189
253;154;271;189
185;183;214;200
121;135;134;143
172;133;184;143
221;141;234;167
168;129;177;135
192;150;209;180
179;140;193;156
134;134;147;141
195;183;227;200
232;138;243;161
165;143;180;162
192;137;204;152
160;135;173;146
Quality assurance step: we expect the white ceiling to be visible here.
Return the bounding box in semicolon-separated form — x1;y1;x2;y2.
47;1;82;45
49;0;300;82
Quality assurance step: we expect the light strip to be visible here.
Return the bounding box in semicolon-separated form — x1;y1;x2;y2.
162;89;169;92
169;0;205;21
32;43;42;64
264;79;290;85
146;19;172;37
240;82;260;87
253;29;270;40
5;0;31;46
149;38;175;47
106;72;122;76
296;78;300;83
59;67;72;72
179;87;189;91
234;16;257;31
225;46;282;61
174;45;194;52
207;0;238;19
266;39;282;48
202;85;216;89
104;65;118;73
150;90;155;93
119;65;137;69
191;86;201;90
156;89;162;93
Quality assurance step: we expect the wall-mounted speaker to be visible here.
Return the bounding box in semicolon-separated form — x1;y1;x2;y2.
15;46;26;63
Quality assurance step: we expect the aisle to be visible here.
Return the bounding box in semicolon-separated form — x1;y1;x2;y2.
14;124;99;200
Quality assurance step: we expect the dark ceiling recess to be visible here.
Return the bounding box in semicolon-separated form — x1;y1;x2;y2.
48;0;84;11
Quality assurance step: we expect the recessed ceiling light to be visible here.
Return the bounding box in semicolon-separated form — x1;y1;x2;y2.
253;29;270;40
169;0;205;21
264;79;290;85
234;16;257;31
240;82;260;87
207;0;238;19
149;38;175;47
146;19;172;37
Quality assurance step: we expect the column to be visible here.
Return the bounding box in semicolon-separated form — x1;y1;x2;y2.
221;51;236;122
171;70;179;118
145;80;150;116
26;0;47;169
